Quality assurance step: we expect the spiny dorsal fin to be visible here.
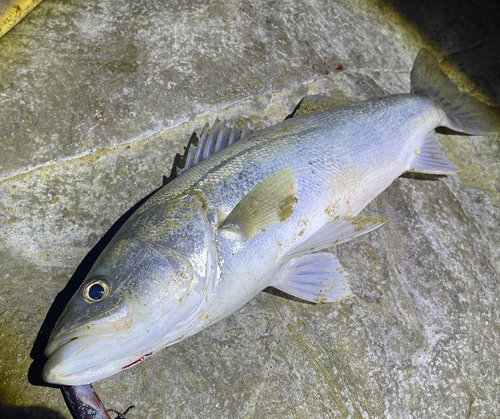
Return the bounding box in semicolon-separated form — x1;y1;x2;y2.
219;169;298;241
176;119;253;176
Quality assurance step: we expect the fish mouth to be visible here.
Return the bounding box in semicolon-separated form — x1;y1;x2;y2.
42;329;156;386
44;333;83;359
44;318;131;359
42;305;142;385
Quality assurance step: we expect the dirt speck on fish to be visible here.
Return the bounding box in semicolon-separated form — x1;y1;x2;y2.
42;49;500;386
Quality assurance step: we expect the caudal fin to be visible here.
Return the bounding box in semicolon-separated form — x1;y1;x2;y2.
411;49;500;135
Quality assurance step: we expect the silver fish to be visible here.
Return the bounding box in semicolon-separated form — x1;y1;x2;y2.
43;50;500;385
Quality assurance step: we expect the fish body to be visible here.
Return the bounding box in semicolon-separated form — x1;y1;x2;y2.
150;94;440;319
43;50;500;385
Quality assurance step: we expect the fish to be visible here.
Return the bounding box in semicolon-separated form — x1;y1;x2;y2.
0;0;44;39
42;49;500;385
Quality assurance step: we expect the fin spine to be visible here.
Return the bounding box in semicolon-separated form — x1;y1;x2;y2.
176;119;253;176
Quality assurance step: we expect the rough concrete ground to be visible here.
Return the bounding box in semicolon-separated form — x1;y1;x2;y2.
1;0;500;418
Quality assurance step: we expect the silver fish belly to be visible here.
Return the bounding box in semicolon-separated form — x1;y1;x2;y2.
42;49;500;385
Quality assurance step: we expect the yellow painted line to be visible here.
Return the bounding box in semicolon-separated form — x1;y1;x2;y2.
0;0;44;39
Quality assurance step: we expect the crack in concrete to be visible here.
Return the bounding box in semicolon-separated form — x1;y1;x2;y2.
0;76;314;183
269;297;371;418
445;35;500;58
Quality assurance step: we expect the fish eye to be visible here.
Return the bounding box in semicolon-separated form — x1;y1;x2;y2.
83;277;110;303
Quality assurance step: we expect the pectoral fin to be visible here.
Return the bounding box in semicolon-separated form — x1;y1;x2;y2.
284;215;386;261
219;169;298;241
272;253;352;304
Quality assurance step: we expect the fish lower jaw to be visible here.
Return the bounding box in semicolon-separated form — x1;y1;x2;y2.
42;347;156;385
43;364;112;386
42;330;163;385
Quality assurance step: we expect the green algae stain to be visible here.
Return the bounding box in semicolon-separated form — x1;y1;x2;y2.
278;195;298;223
103;45;139;76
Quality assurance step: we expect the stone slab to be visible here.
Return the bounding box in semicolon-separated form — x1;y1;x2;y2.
1;0;500;418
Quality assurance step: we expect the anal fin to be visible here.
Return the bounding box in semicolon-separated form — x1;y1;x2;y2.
405;132;459;175
273;253;352;304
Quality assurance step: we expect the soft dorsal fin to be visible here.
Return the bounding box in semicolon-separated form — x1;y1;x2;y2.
219;169;298;241
176;119;253;176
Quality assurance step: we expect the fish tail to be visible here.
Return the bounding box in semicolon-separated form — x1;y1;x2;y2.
411;49;500;135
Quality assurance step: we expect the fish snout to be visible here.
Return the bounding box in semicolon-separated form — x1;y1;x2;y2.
42;303;135;385
44;302;134;357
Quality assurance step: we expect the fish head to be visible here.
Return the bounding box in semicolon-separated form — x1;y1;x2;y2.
43;229;212;385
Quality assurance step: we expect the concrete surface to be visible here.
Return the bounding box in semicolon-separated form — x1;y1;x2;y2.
1;0;500;418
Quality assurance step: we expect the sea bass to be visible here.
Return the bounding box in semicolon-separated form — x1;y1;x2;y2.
43;50;500;385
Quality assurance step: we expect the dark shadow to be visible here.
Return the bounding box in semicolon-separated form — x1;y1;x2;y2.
0;403;65;419
263;287;316;305
399;173;446;181
435;127;471;136
383;0;500;107
162;131;200;186
284;97;305;120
